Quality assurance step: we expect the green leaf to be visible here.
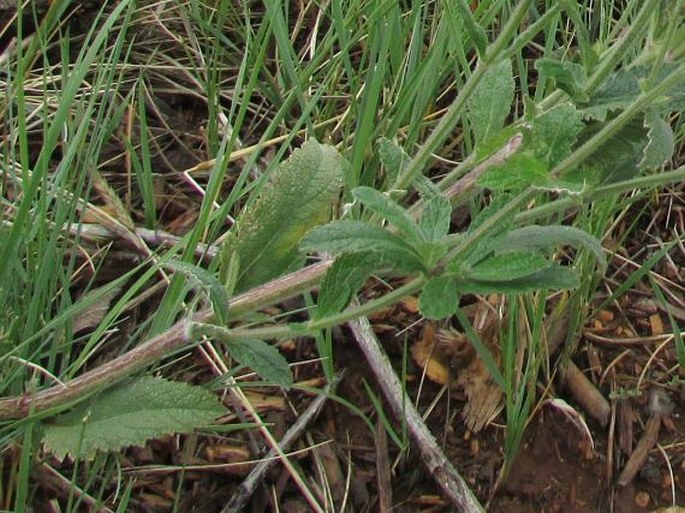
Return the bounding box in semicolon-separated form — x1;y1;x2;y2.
447;196;515;269
226;338;293;389
416;240;449;269
448;0;488;59
378;137;410;186
412;173;442;199
454;266;579;294
472;125;522;163
353;186;424;245
419;195;452;242
466;59;515;144
477;151;549;190
43;377;226;460
419;276;459;320
535;59;587;100
495;225;607;270
652;62;685;111
531;103;585;168
582;68;641;120
163;259;230;324
219;140;345;292
466;252;551;281
301;220;425;273
584;64;685;118
639;111;674;170
567;117;648;185
315;253;377;320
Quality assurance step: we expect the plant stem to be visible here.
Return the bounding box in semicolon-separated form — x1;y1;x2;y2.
441;186;538;265
228;275;427;340
0;261;333;420
395;1;534;191
582;0;661;95
5;157;684;420
517;165;685;224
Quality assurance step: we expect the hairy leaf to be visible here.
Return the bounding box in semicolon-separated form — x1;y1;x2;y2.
315;252;378;320
219;140;345;292
454;266;579;294
446;196;515;269
378;137;410;186
419;195;452;242
495;225;607;269
226;339;293;388
466;59;515;144
639;111;674;170
43;377;226;460
477;151;549;190
535;59;587;100
531;103;585;168
353;186;424;245
567;117;648;185
416;240;449;269
466;252;551;281
412;173;442;199
419;276;459;319
582;68;640;120
301;220;425;273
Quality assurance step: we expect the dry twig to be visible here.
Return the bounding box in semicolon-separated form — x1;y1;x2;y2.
348;309;485;512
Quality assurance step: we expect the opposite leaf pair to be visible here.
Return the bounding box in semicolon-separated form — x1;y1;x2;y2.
302;183;606;320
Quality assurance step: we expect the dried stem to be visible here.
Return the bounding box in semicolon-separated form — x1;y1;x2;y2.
0;261;332;420
348;309;485;512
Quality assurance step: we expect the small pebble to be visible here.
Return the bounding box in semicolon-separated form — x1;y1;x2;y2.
634;491;650;508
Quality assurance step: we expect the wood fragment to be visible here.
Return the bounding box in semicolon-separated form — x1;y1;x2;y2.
617;388;674;487
35;463;115;513
617;415;661;486
562;362;611;427
376;417;393;513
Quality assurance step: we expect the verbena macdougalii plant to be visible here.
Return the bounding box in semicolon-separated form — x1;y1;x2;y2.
2;0;685;467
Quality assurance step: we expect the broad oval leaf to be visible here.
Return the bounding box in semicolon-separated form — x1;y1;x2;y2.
419;276;459;320
531;103;585;168
455;266;580;294
466;252;551;282
378;137;410;186
477;151;549;191
466;59;515;144
219;140;345;292
495;225;607;270
226;338;293;389
43;377;226;460
419;195;452;242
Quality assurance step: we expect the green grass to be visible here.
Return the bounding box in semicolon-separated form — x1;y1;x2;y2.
1;0;684;510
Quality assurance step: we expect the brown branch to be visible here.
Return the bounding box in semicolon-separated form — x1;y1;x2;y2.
0;260;332;420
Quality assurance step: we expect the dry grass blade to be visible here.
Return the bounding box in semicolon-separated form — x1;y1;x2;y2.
220;376;338;512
